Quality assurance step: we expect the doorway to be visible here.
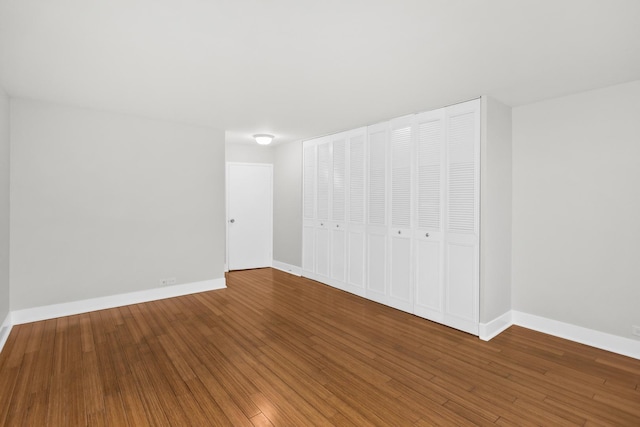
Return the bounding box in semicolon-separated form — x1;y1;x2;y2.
226;162;273;270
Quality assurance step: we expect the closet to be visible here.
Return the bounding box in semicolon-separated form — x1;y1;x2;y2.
302;99;482;335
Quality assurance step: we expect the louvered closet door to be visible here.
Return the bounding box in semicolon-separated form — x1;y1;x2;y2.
329;133;347;287
302;140;317;276
388;116;413;313
315;138;332;279
413;108;446;322
444;99;480;335
366;122;389;304
346;128;367;296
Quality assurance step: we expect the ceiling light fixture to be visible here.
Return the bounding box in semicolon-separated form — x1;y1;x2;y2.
253;134;274;145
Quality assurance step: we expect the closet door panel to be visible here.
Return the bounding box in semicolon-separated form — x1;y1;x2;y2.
348;131;366;225
446;239;476;318
413;109;445;320
331;136;346;223
390;119;412;230
444;99;480;335
367;125;387;227
414;238;442;319
416;110;445;232
388;116;413;312
346;129;367;294
330;134;347;285
445;237;478;333
302;225;315;274
348;230;365;288
315;224;330;278
367;232;387;298
389;235;412;312
366;123;389;302
316;140;332;223
314;138;332;280
331;227;346;283
447;114;477;235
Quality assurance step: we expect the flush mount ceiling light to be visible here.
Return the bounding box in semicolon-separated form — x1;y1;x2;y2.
253;134;274;145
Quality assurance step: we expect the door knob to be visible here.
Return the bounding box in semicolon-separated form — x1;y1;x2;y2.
230;219;235;223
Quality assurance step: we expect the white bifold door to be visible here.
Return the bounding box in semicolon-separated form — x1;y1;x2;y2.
413;108;447;322
302;99;480;335
346;131;367;295
412;101;480;334
302;128;368;297
442;101;480;334
366;122;389;304
329;133;347;286
388;115;414;313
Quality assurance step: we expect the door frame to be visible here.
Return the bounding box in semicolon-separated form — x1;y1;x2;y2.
225;162;274;271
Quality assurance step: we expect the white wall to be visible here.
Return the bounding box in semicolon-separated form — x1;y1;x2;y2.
273;141;302;267
225;142;274;164
480;96;512;324
0;89;10;327
512;80;640;339
10;99;226;310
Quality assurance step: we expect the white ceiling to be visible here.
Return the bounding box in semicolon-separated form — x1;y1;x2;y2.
1;0;639;145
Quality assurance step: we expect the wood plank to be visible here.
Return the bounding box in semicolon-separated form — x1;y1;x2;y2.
0;268;639;425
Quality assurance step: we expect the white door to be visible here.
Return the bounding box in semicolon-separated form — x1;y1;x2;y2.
315;138;332;279
388;116;413;313
227;163;273;271
330;133;347;287
444;100;480;335
414;108;446;322
366;122;389;305
346;128;367;296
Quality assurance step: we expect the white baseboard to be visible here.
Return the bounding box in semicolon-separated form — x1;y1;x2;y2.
272;260;302;276
482;310;640;359
479;311;513;341
512;311;640;360
0;312;12;354
11;278;226;325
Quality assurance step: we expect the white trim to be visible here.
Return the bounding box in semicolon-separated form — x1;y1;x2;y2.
479;311;513;341
0;312;13;354
512;311;640;360
480;310;640;360
11;278;226;325
272;261;302;276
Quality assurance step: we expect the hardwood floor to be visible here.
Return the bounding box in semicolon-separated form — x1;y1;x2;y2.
1;268;639;426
